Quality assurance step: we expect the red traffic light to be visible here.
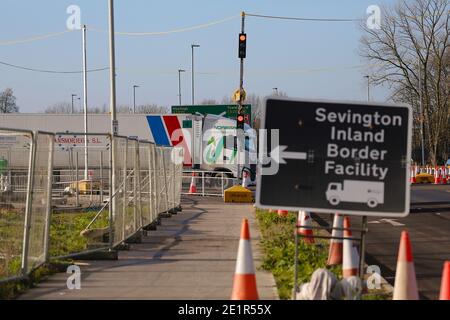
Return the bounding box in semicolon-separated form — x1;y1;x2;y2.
237;115;245;122
239;34;246;42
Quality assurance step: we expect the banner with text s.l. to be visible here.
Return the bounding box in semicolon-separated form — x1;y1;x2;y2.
256;97;412;218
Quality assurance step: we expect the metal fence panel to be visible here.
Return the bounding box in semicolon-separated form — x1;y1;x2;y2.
112;136;127;246
139;142;151;227
49;134;111;259
26;132;53;271
0;129;32;281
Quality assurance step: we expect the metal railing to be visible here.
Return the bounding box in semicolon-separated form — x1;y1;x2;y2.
181;170;239;197
0;128;183;283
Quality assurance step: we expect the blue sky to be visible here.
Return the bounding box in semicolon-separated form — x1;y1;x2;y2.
0;0;393;112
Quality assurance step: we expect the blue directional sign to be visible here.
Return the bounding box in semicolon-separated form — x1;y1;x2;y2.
256;97;412;218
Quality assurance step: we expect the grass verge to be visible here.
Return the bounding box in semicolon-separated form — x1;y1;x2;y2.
255;209;390;300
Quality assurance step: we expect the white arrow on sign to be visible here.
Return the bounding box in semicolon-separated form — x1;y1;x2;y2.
271;145;307;164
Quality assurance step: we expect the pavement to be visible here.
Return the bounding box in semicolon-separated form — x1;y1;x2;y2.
18;196;278;300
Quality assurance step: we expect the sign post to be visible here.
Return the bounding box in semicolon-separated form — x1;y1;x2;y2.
257;97;412;218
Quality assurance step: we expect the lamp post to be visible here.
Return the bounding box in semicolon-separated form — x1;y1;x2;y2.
418;57;425;166
364;75;370;102
191;44;200;105
133;85;139;114
71;94;77;114
178;69;185;106
108;0;117;232
82;24;89;180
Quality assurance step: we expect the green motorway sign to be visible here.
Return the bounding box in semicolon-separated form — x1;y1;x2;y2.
171;104;252;124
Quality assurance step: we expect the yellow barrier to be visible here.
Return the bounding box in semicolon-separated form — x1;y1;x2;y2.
224;185;253;203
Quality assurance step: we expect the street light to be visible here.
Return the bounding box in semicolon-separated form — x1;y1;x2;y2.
191;44;200;105
71;94;77;114
364;75;370;102
178;69;186;106
272;87;278;95
133;85;140;114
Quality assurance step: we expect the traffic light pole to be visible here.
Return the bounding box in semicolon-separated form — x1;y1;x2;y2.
237;12;246;181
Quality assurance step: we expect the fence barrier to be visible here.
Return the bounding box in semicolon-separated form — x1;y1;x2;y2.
0;129;183;283
181;170;239;197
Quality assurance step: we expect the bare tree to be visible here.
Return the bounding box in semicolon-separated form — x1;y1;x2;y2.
136;104;169;114
199;99;218;105
44;102;73;114
0;88;19;113
360;0;450;165
117;104;168;114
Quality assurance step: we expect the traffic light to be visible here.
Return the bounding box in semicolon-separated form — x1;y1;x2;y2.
237;113;245;129
238;33;247;59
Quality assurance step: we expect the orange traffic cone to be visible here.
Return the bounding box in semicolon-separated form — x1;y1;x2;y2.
410;167;417;184
434;167;441;184
327;214;343;266
342;216;359;278
441;167;448;185
393;231;419;300
231;219;259;300
439;261;450;300
297;211;315;244
188;172;197;194
277;210;289;217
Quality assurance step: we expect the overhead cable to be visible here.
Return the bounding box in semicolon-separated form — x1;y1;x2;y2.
88;14;239;36
245;13;362;22
0;30;73;46
0;60;109;74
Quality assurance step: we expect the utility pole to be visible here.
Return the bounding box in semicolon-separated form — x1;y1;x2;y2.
418;57;425;166
191;44;200;105
82;24;89;180
178;69;185;106
108;0;117;135
108;0;117;228
133;85;139;114
71;94;77;114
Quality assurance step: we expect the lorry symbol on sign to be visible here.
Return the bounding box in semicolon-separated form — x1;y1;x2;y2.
326;180;385;208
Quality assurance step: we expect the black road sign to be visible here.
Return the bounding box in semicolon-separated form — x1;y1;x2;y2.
256;97;412;217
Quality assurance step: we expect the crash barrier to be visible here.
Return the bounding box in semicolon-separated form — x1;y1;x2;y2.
0;128;183;283
182;170;239;197
410;165;450;184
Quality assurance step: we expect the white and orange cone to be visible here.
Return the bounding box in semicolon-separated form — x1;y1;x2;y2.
393;231;419;300
188;172;197;194
327;214;343;266
297;211;315;244
439;261;450;300
231;219;259;300
434;167;441;184
277;210;289;218
410;166;417;184
342;216;359;278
